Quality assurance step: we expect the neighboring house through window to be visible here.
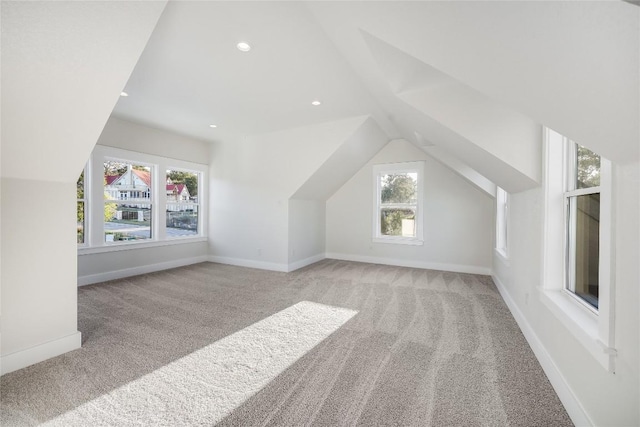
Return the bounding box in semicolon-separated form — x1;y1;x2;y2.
77;146;207;253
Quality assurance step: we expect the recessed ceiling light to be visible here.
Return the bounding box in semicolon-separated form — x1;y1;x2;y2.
120;91;129;97
311;100;322;106
236;42;251;52
209;124;217;128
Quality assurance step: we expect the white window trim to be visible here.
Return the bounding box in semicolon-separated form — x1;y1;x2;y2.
372;161;424;246
78;145;208;256
166;166;202;241
495;186;509;260
540;127;616;372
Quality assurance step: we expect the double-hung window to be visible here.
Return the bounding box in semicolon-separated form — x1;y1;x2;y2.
103;160;153;243
77;146;207;253
166;169;200;238
565;143;601;309
372;161;424;245
541;127;615;371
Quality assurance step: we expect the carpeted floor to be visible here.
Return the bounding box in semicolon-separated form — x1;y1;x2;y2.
0;260;573;426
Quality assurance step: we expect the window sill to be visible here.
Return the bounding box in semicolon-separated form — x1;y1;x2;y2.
538;287;615;372
372;237;424;246
78;236;208;256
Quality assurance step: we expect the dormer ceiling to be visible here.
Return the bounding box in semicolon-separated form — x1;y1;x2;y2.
112;1;639;192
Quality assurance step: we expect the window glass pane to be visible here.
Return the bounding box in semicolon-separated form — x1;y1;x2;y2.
77;170;84;199
104;203;152;242
380;173;417;204
104;161;151;201
77;201;84;244
576;145;601;189
166;170;199;237
380;208;416;237
567;193;600;308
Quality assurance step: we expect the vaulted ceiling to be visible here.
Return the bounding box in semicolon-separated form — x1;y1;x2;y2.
111;1;638;193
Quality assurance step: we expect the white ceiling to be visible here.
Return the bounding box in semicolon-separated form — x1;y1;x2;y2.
113;1;394;143
113;1;639;190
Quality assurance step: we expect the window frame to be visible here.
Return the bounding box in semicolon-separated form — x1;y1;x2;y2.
541;127;616;372
103;157;155;245
563;141;602;313
78;146;208;255
372;161;424;246
495;186;509;259
165;167;202;240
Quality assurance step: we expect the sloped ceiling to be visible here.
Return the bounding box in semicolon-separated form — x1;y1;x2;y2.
109;1;638;193
308;1;639;165
360;31;541;193
1;1;167;182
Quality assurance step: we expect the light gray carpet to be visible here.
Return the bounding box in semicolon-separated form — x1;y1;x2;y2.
0;260;573;426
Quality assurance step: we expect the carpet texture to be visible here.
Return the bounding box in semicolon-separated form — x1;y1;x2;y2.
0;260;573;426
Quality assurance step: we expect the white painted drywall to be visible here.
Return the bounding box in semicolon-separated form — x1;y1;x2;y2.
78;118;211;282
288;199;326;265
1;180;78;355
310;1;639;164
493;162;639;426
0;1;166;373
100;117;210;165
1;1;167;182
326;139;493;273
208;116;380;268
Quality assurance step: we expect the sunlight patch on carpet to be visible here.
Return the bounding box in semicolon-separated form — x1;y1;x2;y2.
43;301;357;426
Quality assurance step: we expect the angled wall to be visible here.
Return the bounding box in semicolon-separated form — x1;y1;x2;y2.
0;1;166;374
326;139;493;274
209;115;390;271
361;31;541;193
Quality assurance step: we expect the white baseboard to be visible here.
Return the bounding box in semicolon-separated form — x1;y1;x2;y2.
78;255;210;286
325;253;492;275
208;255;288;272
492;275;593;427
287;253;326;272
1;331;81;376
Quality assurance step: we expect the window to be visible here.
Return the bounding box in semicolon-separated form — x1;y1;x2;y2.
373;162;424;245
166;169;200;238
77;169;86;245
541;127;615;372
565;143;601;309
104;160;153;243
496;186;508;258
78;146;207;254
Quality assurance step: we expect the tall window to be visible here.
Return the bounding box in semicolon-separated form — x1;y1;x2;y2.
372;161;424;245
103;160;153;243
77;169;86;245
565;143;601;309
166;169;200;238
541;127;614;371
496;187;508;258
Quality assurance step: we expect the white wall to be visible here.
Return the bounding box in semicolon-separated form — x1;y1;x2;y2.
209;116;380;270
493;162;639;426
1;179;79;358
0;2;166;375
326;139;493;274
101;116;210;164
288;199;326;267
77;118;211;283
